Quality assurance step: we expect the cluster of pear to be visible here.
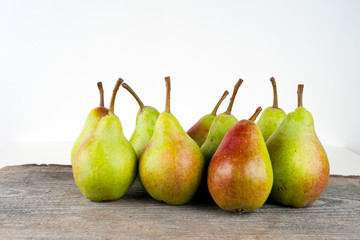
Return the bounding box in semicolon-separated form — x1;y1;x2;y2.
71;76;329;213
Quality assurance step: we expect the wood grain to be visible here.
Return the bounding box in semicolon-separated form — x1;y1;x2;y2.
0;164;359;239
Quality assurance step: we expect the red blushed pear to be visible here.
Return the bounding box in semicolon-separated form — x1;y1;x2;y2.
208;107;274;213
187;90;229;147
266;85;329;207
71;82;109;165
139;76;204;205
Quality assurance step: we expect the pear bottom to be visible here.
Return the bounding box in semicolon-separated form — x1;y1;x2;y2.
139;112;204;205
267;139;329;207
73;115;137;202
208;157;273;213
73;138;137;202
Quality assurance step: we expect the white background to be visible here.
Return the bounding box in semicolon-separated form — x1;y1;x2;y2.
0;1;359;173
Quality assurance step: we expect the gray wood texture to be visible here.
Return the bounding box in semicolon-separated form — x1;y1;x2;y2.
0;164;359;239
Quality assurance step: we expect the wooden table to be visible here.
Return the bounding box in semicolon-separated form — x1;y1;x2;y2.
0;164;359;239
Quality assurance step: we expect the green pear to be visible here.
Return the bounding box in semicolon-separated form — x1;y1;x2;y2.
187;90;229;147
72;78;137;201
201;79;243;166
139;76;204;205
266;84;330;207
122;83;160;158
208;107;273;213
122;83;159;186
256;77;286;141
71;82;109;165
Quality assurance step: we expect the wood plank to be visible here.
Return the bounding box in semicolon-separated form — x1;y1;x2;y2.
0;164;359;239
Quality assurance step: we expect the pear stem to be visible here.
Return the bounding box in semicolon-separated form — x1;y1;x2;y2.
249;107;262;121
270;77;278;108
109;78;123;114
225;79;243;115
165;76;171;113
97;82;105;107
297;84;304;107
211;90;229;115
122;83;145;110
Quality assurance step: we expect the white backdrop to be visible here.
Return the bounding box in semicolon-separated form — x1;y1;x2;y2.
0;1;359;171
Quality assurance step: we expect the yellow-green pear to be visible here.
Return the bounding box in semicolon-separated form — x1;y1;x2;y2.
139;76;204;205
201;79;243;166
266;84;330;207
122;83;159;158
72;78;137;201
256;77;286;141
71;82;109;165
122;82;160;186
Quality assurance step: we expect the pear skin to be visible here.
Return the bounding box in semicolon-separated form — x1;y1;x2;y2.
266;85;329;207
257;107;286;141
201;79;243;166
130;106;159;157
187;90;229;147
257;77;286;141
139;77;204;205
201;113;238;164
187;114;216;147
71;82;109;164
73;79;137;201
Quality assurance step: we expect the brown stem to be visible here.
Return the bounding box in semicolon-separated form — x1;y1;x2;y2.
97;82;105;107
122;83;145;110
165;76;171;113
249;107;262;121
270;77;278;108
211;90;229;115
297;84;304;107
109;78;124;114
225;79;243;115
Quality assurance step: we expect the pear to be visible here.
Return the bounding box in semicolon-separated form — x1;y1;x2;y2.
122;83;160;186
266;84;330;207
208;107;273;213
187;90;229;147
72;78;137;201
71;82;109;165
122;83;160;158
256;77;286;141
139;76;204;205
201;79;243;166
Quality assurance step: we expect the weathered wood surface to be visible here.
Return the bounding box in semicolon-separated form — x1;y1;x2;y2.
0;165;359;239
